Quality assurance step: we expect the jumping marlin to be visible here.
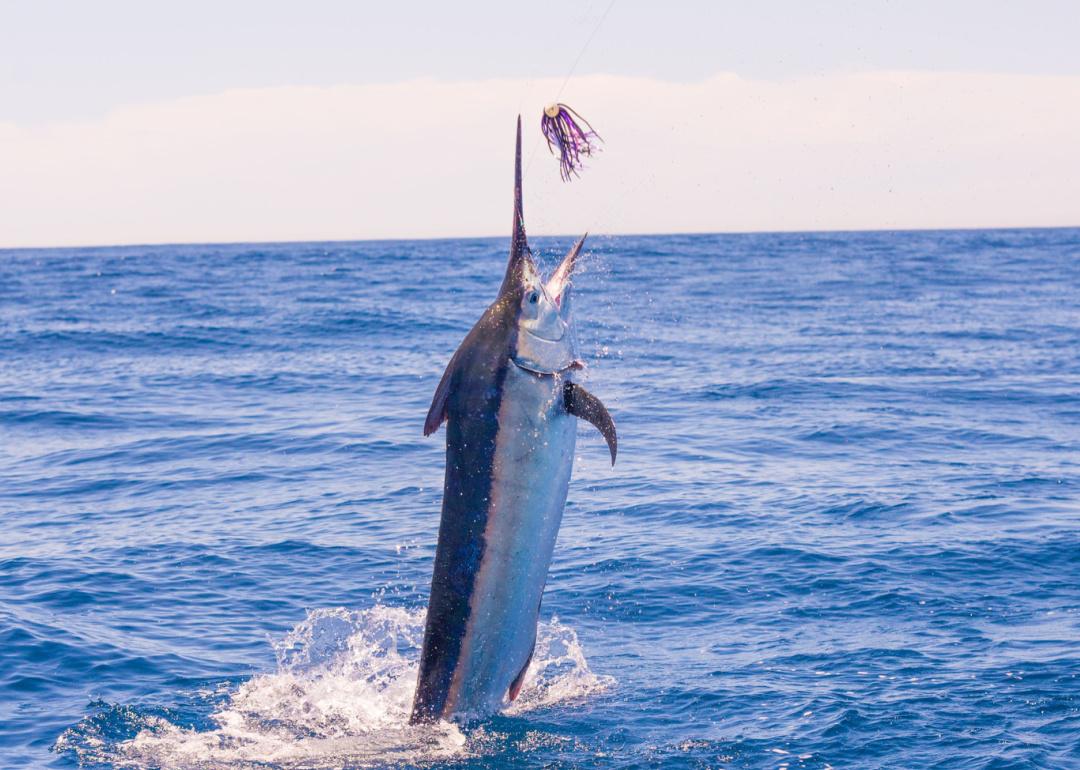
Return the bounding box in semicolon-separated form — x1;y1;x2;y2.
410;117;617;723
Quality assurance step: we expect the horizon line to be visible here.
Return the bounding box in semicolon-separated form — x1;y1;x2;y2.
3;222;1078;254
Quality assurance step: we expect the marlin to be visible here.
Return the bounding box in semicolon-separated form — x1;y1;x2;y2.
410;117;617;723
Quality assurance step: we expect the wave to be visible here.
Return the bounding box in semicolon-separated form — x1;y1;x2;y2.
55;605;612;769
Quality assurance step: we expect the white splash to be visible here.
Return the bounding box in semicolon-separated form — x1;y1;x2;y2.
57;605;612;769
505;614;613;715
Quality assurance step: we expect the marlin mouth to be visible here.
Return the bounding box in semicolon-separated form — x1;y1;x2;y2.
511;357;585;376
523;326;566;343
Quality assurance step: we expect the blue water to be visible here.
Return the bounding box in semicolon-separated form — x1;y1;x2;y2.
1;229;1078;769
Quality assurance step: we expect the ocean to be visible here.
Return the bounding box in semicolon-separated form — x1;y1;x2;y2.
1;229;1078;769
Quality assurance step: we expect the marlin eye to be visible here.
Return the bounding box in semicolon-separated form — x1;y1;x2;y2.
528;291;539;304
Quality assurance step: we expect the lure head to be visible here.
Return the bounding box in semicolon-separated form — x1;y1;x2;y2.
540;102;602;182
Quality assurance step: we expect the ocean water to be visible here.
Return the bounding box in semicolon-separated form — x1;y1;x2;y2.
1;228;1078;770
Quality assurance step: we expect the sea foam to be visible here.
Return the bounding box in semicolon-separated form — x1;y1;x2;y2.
56;605;612;769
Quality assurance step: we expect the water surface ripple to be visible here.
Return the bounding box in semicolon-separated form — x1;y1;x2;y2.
1;229;1078;768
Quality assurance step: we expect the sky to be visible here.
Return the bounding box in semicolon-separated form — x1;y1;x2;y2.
1;0;1079;247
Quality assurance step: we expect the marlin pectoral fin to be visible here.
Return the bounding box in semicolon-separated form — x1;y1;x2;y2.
424;354;457;436
563;381;617;465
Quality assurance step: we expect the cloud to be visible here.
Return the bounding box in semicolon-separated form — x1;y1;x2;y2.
1;72;1078;248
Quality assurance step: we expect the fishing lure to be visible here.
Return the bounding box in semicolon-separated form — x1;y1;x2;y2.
541;103;602;181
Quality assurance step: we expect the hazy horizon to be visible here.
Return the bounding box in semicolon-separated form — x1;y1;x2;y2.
4;221;1080;254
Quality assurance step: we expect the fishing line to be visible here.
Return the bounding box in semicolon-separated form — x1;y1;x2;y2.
556;0;616;101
